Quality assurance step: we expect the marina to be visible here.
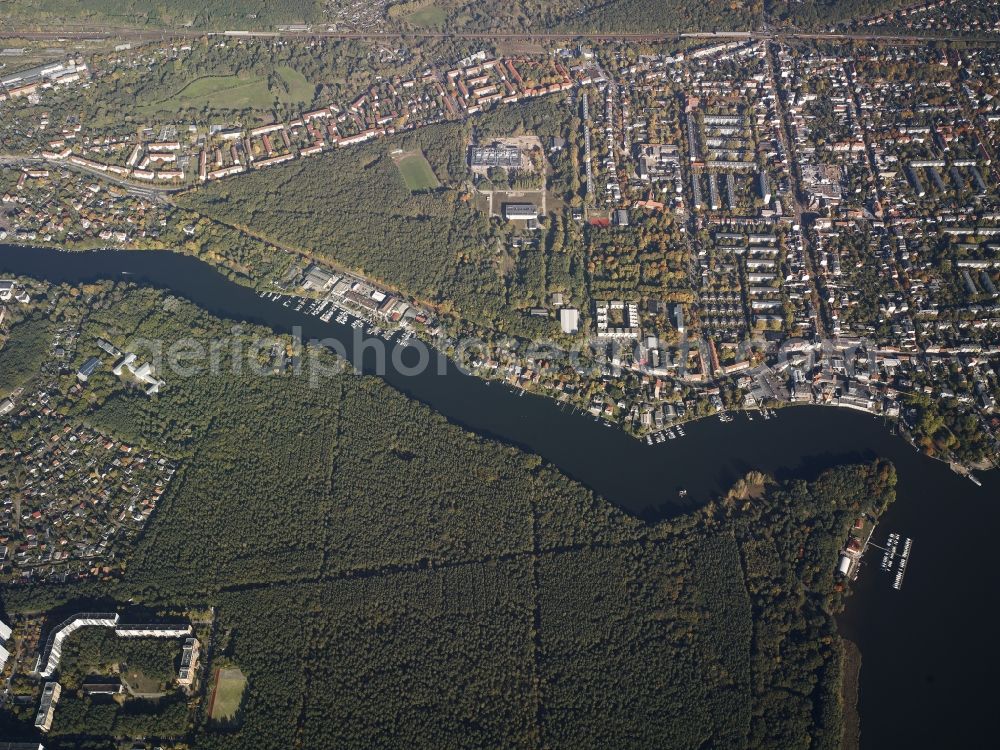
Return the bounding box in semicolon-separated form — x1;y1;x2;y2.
871;533;915;591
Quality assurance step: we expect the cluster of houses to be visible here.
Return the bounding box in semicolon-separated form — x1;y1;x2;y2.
0;390;176;583
0;58;89;106
441;39;998;449
0;279;31;305
1;166;167;246
858;0;999;34
19;46;586;190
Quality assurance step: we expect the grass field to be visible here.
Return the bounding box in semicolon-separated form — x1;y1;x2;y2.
143;66;313;113
209;667;247;722
123;669;165;696
392;150;440;192
406;5;448;26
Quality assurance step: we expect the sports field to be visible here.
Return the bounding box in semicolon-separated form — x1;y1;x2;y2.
208;667;247;722
393;150;440;192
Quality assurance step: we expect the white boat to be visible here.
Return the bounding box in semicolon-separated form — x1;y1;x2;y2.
646;435;654;445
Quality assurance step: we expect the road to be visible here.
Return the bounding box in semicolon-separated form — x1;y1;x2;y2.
0;152;179;200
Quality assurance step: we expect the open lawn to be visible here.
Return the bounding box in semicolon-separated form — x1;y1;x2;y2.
273;65;314;102
123;669;166;697
142;67;313;113
208;667;247;723
406;5;448;26
392;150;440;192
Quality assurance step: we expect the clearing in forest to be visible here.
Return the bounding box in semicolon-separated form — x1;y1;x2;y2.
392;149;441;192
208;666;248;723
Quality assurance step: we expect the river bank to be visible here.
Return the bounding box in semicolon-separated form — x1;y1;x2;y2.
1;243;998;748
841;638;862;750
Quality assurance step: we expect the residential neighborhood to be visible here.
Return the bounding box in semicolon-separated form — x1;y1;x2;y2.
1;26;998;471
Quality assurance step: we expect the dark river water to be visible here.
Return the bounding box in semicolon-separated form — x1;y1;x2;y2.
2;244;997;747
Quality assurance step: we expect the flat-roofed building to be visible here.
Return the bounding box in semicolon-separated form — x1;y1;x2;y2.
302;264;338;291
560;308;580;334
76;356;101;383
503;203;538;220
82;679;122;696
114;623;192;638
178;637;200;687
34;682;61;733
469;144;520;168
35;613;118;678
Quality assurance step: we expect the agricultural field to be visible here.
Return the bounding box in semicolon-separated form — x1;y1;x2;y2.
209;667;247;723
392;149;441;192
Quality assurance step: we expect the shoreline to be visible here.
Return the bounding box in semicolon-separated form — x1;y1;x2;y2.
2;242;998;490
840;637;862;750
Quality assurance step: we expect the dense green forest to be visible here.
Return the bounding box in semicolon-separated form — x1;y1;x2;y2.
396;0;761;34
0;280;895;748
0;317;52;396
0;0;324;29
766;0;907;28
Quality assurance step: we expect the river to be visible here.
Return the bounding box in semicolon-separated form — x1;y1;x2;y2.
1;244;997;747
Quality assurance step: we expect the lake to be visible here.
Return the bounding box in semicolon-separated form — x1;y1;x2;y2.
1;243;997;747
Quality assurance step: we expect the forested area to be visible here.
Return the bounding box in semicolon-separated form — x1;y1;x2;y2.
0;0;837;34
179;120;505;326
178;96;581;333
0;0;917;39
587;218;694;302
50;692;189;741
767;0;908;28
57;628;179;689
0;1;324;29
0;317;52;395
0;282;896;748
